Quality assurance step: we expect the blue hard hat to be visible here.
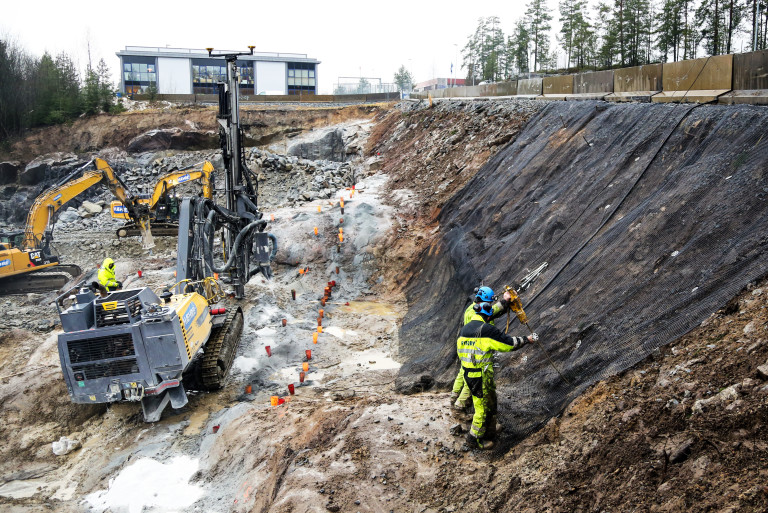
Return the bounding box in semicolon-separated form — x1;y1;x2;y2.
474;302;494;317
475;286;495;303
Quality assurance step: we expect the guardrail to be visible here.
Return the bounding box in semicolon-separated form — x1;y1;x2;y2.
128;91;402;104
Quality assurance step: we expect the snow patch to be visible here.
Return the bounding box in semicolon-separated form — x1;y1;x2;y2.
85;455;203;513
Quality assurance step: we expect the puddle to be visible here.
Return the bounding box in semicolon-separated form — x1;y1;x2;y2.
85;455;203;513
338;349;400;373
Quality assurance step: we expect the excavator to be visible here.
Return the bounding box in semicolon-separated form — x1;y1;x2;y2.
0;159;153;295
110;161;215;238
56;46;274;421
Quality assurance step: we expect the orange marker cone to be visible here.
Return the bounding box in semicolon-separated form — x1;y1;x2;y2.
302;362;309;372
281;319;287;327
317;205;322;213
319;309;324;318
270;396;279;406
270;214;275;221
317;326;323;333
245;384;252;394
314;227;318;236
313;332;318;344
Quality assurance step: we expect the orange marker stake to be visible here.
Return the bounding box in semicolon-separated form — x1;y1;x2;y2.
305;349;312;360
319;309;324;318
317;326;323;333
214;272;219;280
303;362;309;372
317;317;322;327
270;214;275;221
340;198;344;208
313;332;318;344
321;298;326;306
281;319;287;327
314;227;318;236
339;233;344;243
245;384;252;394
270;396;279;406
317;205;322;213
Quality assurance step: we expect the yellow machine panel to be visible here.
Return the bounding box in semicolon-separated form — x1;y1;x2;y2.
169;293;212;359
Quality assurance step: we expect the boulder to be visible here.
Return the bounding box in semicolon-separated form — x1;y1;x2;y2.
58;207;80;224
52;436;81;456
0;161;20;185
81;201;102;215
126;128;218;153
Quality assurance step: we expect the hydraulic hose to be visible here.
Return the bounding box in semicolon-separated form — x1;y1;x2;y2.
267;233;278;261
211;219;267;273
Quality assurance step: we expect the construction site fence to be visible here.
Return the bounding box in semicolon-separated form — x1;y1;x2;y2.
410;49;768;105
128;91;403;104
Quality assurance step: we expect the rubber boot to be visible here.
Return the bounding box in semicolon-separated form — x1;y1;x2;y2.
485;415;499;439
466;433;494;451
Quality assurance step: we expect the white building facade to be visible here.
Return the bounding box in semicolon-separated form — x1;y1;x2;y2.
116;46;320;96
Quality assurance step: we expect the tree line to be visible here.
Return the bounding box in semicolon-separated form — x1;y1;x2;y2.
0;37;124;145
462;0;768;82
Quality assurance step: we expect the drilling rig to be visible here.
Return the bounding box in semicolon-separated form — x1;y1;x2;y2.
56;48;274;421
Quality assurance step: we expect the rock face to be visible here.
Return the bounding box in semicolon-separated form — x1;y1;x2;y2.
126;128;218;153
19;153;79;185
0;162;19;185
288;128;346;162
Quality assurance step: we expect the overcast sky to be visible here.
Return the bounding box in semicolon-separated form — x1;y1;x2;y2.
3;0;539;93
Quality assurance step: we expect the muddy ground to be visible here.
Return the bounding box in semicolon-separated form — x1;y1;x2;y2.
0;100;766;513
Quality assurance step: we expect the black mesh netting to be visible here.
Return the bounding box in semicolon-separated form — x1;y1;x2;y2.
395;100;768;451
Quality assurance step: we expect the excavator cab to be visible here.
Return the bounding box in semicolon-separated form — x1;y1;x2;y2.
0;231;24;250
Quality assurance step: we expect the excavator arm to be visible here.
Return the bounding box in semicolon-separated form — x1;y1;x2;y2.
148;161;215;208
22;170;105;250
95;158;155;249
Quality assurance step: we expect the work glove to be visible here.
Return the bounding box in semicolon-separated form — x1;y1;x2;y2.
503;291;512;301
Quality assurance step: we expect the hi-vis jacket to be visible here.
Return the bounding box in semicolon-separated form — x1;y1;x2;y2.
457;313;528;370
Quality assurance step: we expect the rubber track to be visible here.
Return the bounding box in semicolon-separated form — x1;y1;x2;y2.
0;267;81;295
201;306;243;390
116;222;180;238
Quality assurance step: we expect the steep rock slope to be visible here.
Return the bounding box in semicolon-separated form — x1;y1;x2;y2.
395;101;768;445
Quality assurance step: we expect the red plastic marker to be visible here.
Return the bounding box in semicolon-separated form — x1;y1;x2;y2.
299;371;305;383
305;349;312;360
265;346;272;357
137;270;143;278
288;383;295;395
212;424;220;433
245;384;252;394
281;319;287;327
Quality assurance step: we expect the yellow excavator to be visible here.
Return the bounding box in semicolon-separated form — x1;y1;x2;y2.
109;161;214;238
0;158;153;295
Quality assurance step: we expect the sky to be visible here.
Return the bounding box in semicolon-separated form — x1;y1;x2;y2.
2;0;539;94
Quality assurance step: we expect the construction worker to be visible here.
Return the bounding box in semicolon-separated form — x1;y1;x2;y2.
457;301;536;450
450;286;511;414
97;257;123;292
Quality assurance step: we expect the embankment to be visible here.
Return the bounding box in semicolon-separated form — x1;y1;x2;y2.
395;101;768;444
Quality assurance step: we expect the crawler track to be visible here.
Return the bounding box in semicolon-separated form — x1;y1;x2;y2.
201;306;244;390
0;264;82;295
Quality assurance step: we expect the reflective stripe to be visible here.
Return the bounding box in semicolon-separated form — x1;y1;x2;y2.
466;371;481;378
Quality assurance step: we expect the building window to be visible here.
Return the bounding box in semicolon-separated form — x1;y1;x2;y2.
191;59;254;95
122;56;157;94
287;62;316;95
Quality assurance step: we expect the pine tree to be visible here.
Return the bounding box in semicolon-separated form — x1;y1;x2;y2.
393;65;414;92
526;0;554;71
